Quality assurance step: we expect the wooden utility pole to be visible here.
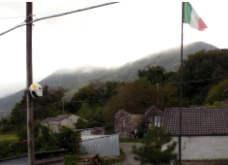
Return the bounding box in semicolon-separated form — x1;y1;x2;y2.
1;116;2;129
26;2;35;165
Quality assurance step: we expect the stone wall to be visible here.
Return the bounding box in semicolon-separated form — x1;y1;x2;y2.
114;110;131;138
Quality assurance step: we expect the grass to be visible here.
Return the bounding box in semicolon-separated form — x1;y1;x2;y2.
99;148;126;165
119;138;144;143
0;133;18;141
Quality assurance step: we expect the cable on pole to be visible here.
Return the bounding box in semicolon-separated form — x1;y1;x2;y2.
0;2;119;36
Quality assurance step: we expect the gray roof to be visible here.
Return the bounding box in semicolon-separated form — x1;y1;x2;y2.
40;114;73;124
40;117;54;124
162;107;228;135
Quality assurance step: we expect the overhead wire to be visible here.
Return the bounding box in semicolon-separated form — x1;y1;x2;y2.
0;2;119;36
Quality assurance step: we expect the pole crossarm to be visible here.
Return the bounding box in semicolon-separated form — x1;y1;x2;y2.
0;2;119;36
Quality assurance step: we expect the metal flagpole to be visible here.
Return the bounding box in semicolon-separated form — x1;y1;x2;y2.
179;2;184;165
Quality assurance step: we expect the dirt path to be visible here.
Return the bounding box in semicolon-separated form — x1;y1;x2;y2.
119;143;143;165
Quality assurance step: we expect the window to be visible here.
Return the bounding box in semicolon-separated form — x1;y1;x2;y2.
54;126;57;132
121;118;125;128
154;116;160;127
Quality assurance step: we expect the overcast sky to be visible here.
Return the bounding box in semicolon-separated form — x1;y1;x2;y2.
0;1;228;98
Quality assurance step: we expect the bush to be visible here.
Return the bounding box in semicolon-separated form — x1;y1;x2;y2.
0;125;15;133
64;155;81;165
132;126;177;165
0;140;27;159
75;118;102;129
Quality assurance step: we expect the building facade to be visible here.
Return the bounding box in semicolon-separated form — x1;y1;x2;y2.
41;114;81;133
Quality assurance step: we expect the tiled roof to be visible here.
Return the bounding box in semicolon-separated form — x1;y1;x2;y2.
51;114;72;121
40;114;73;124
162;107;228;135
40;117;54;124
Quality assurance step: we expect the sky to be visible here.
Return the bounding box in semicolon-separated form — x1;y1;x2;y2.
0;1;228;98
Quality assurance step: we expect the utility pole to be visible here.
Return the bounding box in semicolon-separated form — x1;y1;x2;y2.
156;83;159;106
63;100;64;112
1;116;2;129
26;2;35;165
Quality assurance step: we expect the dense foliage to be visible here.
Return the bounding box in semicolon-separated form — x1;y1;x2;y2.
0;124;82;159
132;126;177;165
8;85;67;126
66;81;119;114
181;49;228;105
75;118;102;129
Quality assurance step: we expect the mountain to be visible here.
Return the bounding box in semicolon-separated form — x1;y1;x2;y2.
0;42;217;118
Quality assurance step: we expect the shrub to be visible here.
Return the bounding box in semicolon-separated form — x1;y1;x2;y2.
64;155;81;165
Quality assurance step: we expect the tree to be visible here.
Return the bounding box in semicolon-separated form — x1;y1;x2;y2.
138;66;165;84
103;79;157;123
180;49;228;105
66;81;119;114
132;126;177;165
204;79;228;104
9;85;68;126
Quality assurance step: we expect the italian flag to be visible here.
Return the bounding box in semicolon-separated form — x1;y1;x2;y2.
184;2;207;31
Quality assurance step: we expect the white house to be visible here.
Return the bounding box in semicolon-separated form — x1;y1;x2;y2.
162;107;228;162
40;114;81;133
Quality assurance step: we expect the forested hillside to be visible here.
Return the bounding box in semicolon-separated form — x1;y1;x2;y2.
0;42;217;117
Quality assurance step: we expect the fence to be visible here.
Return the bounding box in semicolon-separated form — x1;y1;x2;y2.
80;134;120;156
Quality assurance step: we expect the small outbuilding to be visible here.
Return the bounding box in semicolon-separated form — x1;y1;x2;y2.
40;114;81;133
114;109;144;138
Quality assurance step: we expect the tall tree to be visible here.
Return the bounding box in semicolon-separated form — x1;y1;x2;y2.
103;79;157;123
181;49;228;105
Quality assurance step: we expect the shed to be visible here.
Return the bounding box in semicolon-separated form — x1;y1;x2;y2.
40;114;81;133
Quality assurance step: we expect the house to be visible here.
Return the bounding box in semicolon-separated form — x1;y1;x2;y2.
162;107;228;161
115;106;228;162
40;114;81;133
143;106;164;130
114;109;144;138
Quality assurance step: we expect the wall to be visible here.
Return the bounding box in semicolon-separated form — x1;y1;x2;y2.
114;110;131;138
163;136;228;160
80;127;105;135
81;135;108;141
60;115;80;129
80;134;120;156
48;121;60;133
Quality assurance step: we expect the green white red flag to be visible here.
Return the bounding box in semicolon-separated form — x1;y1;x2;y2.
183;2;207;31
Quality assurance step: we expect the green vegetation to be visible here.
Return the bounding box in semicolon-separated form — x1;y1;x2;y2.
0;133;18;141
0;124;83;159
132;126;177;165
64;155;81;165
0;140;27;159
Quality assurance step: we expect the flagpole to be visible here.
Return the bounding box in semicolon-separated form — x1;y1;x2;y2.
179;2;184;165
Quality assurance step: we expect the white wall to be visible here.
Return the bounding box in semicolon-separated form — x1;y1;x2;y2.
60;115;80;129
164;136;228;160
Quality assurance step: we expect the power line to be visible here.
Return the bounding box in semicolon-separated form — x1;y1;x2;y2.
0;2;119;36
157;75;228;85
